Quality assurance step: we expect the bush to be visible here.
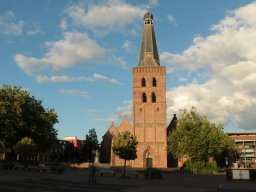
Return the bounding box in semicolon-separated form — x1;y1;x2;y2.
1;161;14;170
185;160;220;174
205;161;220;174
144;168;162;179
49;163;65;174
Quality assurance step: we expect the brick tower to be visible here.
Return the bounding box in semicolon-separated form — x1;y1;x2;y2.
132;10;167;168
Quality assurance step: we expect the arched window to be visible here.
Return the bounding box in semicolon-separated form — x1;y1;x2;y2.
141;78;146;87
152;77;157;87
152;92;156;103
142;93;147;103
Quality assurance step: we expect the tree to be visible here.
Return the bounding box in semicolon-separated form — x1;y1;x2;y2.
63;141;75;162
82;128;99;162
14;137;37;160
0;85;58;159
112;131;138;176
167;107;234;162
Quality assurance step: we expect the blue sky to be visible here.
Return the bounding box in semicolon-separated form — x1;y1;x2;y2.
1;0;256;141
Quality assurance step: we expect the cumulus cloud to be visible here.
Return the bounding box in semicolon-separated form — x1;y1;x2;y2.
65;0;144;35
60;88;90;99
36;73;122;85
15;31;127;74
0;11;24;35
15;32;107;74
164;2;256;131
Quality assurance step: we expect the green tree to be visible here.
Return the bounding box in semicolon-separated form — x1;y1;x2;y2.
63;141;75;162
82;128;99;162
14;137;37;160
167;107;234;162
0;85;58;159
112;131;138;176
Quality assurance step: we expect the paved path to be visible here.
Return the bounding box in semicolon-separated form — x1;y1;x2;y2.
0;169;255;192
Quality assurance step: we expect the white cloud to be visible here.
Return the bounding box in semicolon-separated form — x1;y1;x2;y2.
15;32;107;74
15;54;47;74
110;55;128;69
0;11;42;36
36;75;92;83
149;0;159;6
60;18;68;30
87;109;101;116
178;77;187;82
0;11;24;35
15;31;127;74
122;40;135;52
36;73;122;85
26;24;42;36
164;2;256;131
167;15;177;26
60;88;90;99
97;100;132;123
93;73;122;85
65;0;144;35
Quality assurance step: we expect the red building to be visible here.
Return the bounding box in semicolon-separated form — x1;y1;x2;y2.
228;133;256;168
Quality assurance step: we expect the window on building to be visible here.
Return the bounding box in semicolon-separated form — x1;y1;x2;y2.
152;92;156;103
142;93;147;103
141;78;146;87
152;77;157;87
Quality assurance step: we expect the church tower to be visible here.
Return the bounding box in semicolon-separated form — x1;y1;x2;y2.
132;10;167;168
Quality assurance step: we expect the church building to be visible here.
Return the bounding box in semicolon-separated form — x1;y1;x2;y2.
101;9;167;168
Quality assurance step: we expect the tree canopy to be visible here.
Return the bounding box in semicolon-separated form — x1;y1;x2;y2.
0;85;58;156
112;131;138;176
82;128;99;161
14;137;37;160
85;128;99;148
167;107;234;162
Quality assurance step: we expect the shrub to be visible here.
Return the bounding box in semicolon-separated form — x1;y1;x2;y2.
185;160;219;174
144;168;162;179
49;163;65;174
1;161;14;170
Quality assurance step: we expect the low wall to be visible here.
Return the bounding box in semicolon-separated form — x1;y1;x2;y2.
226;168;256;180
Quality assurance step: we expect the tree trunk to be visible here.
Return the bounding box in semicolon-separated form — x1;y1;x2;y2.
123;159;126;177
3;146;6;160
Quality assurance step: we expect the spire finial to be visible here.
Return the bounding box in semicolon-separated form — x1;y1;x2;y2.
146;0;150;12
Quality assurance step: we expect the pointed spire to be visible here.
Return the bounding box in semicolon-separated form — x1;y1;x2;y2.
138;9;160;67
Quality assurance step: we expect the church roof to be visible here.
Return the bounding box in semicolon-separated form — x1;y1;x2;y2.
119;115;132;131
138;10;160;67
105;121;116;134
167;114;177;136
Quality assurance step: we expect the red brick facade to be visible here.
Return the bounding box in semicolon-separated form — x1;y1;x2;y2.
132;67;167;168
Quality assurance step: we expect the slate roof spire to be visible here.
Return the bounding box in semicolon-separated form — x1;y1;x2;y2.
138;9;160;67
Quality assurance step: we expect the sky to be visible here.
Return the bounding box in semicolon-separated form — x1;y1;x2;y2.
1;0;256;141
